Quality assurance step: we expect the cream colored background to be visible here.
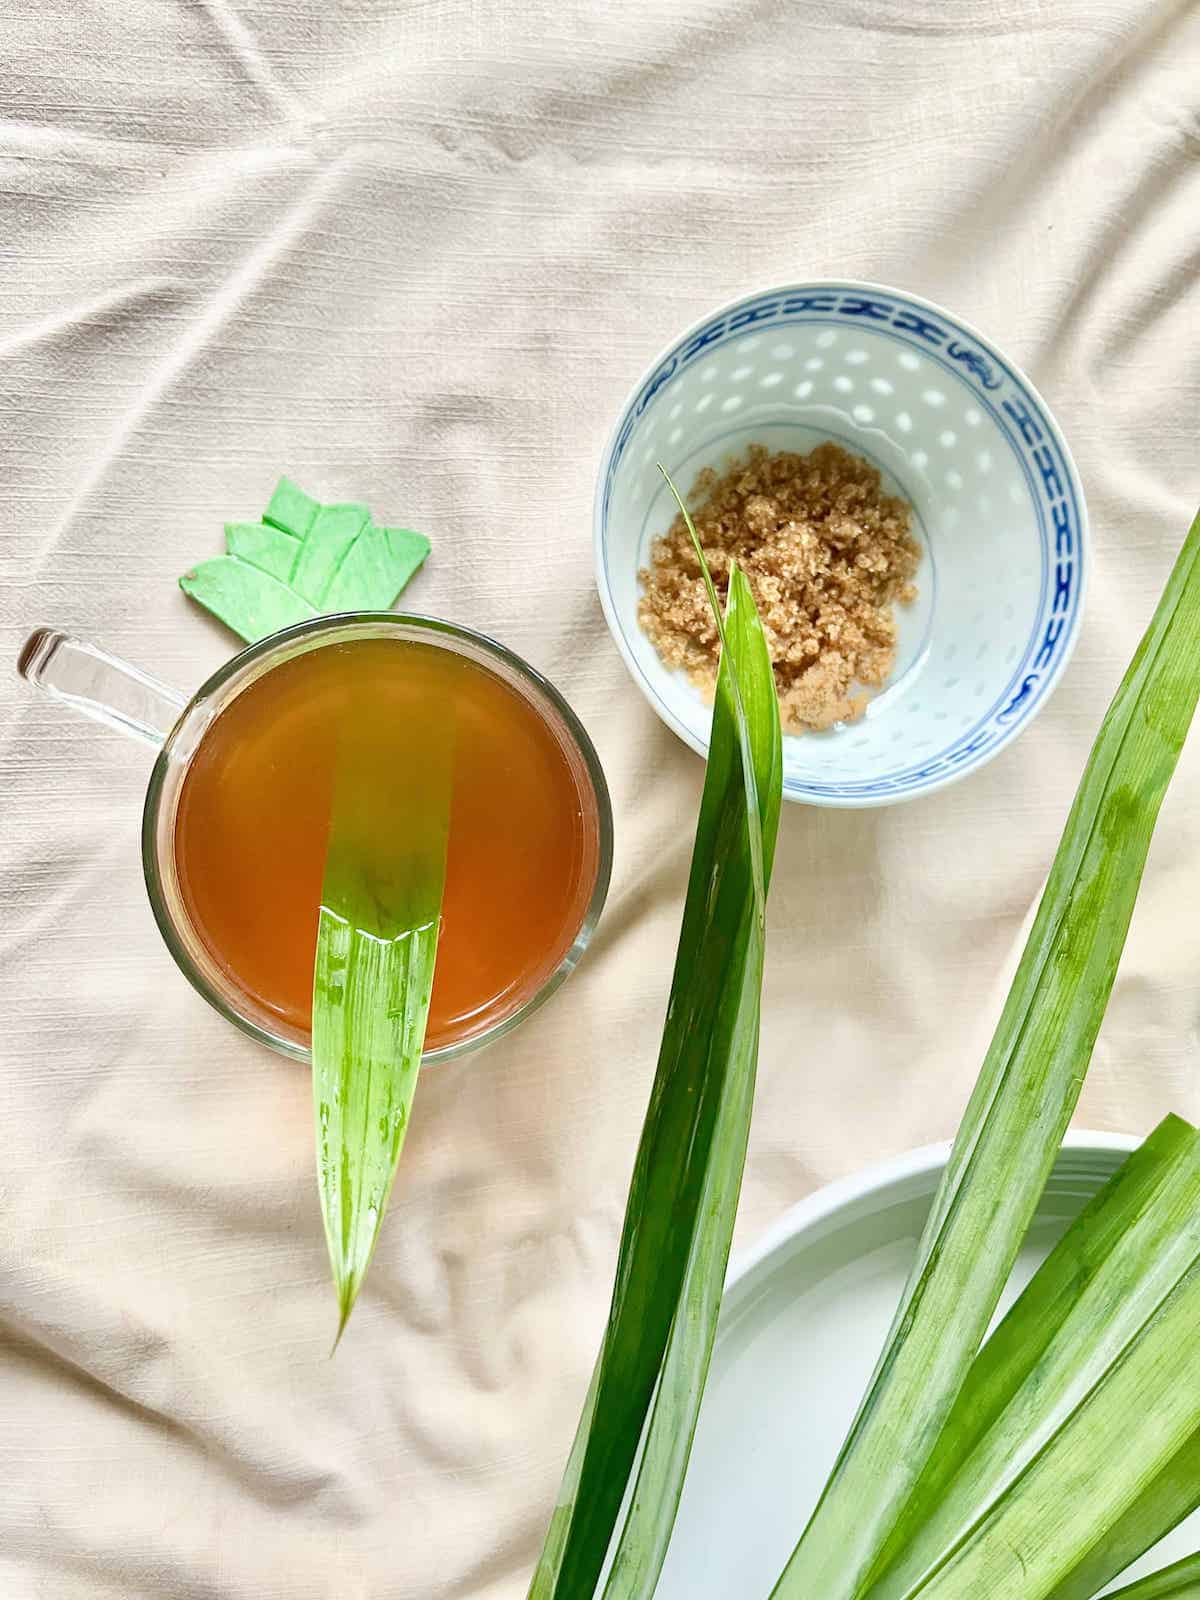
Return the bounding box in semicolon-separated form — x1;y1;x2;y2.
1;2;1198;1595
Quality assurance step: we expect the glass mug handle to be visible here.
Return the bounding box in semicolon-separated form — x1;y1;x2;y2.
17;627;187;750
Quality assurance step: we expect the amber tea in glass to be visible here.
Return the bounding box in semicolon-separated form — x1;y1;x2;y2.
18;615;610;1060
173;633;604;1054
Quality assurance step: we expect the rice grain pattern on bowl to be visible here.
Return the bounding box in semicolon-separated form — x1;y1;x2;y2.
593;281;1089;808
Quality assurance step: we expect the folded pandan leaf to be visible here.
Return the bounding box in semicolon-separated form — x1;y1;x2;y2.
181;476;429;642
527;474;782;1600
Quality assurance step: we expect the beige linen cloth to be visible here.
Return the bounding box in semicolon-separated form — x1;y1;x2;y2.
1;2;1198;1595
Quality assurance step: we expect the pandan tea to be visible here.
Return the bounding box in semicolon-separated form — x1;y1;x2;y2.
170;628;606;1057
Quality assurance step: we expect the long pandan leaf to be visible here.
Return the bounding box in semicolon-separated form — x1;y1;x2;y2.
912;1120;1200;1600
527;506;782;1597
313;712;452;1342
892;1253;1200;1599
772;505;1200;1600
868;1115;1197;1586
1047;1435;1200;1600
863;1117;1200;1600
1104;1554;1200;1599
601;553;782;1599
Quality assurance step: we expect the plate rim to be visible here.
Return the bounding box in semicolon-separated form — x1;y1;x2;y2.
727;1128;1140;1297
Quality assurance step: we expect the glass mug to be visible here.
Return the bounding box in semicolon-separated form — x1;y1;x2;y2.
18;614;613;1063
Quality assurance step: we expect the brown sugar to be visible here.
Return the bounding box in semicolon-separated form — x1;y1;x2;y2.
638;443;920;733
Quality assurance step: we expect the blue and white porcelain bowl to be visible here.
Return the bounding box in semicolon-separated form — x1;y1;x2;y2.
593;281;1088;807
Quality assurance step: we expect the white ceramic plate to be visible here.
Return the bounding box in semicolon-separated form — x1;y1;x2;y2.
655;1133;1194;1597
594;281;1088;807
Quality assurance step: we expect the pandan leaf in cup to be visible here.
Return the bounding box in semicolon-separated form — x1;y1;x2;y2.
312;704;452;1343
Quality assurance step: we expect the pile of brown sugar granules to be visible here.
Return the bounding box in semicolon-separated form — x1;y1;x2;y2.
639;442;921;732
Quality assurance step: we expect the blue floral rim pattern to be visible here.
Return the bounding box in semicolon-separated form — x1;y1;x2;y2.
598;284;1086;803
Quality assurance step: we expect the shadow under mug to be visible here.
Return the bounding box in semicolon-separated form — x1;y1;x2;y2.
18;612;614;1063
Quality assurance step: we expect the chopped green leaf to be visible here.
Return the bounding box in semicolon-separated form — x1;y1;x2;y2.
324;527;431;615
289;502;370;600
264;475;320;538
223;521;299;580
180;476;430;643
180;554;320;642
